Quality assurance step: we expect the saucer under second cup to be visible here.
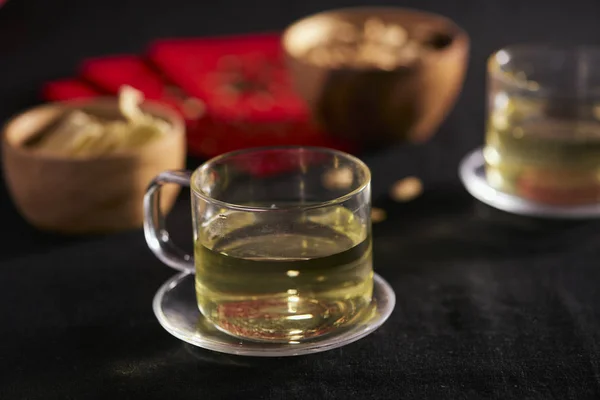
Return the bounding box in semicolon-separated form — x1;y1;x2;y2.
459;147;600;219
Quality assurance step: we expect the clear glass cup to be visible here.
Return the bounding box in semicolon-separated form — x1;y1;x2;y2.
144;147;373;343
485;45;600;206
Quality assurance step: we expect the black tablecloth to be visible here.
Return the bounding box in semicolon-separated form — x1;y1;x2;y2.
2;0;600;398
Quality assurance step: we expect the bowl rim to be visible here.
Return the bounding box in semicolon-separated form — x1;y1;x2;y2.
282;6;470;64
1;97;186;162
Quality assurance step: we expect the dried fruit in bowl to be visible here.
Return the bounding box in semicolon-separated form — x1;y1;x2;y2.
29;86;169;157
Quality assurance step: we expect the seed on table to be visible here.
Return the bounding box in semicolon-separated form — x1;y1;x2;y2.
371;207;387;223
390;176;423;202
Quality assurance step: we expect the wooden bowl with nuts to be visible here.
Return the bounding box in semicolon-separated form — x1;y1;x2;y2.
2;87;186;234
282;7;470;149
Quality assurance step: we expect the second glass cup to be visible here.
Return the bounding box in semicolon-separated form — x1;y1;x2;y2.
486;44;600;206
144;147;373;343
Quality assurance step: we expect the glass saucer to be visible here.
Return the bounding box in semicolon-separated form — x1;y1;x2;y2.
459;147;600;219
152;272;395;357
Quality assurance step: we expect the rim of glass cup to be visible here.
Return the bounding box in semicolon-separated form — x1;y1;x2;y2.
190;146;371;212
488;43;600;93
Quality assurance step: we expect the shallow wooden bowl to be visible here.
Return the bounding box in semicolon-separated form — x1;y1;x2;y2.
2;99;186;234
282;7;470;148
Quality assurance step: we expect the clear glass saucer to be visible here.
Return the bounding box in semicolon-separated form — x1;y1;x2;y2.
459;147;600;219
152;272;395;357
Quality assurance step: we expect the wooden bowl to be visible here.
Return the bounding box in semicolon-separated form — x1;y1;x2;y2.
282;7;470;148
2;99;186;234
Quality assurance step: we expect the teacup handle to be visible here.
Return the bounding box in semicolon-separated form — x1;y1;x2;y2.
143;170;195;274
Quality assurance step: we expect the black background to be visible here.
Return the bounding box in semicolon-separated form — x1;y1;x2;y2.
2;0;600;399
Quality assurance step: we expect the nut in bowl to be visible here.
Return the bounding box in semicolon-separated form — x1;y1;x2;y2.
2;86;186;234
283;7;470;148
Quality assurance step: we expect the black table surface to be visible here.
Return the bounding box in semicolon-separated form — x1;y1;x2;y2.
2;0;600;398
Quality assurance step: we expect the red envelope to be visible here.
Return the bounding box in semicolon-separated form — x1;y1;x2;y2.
147;34;356;160
79;55;189;114
42;78;104;102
